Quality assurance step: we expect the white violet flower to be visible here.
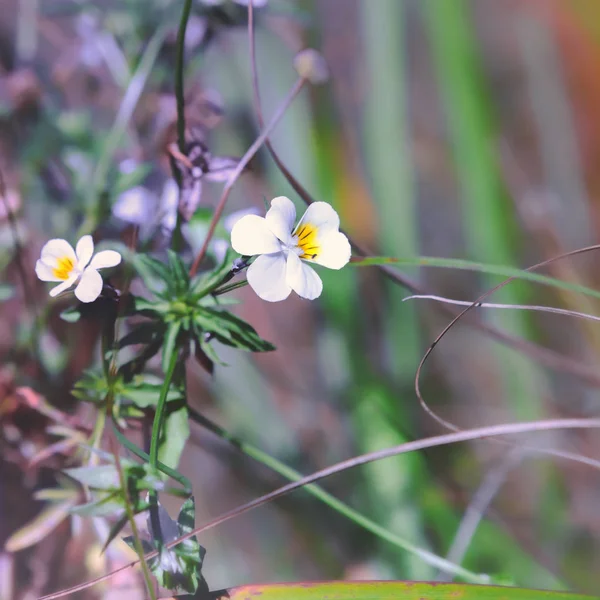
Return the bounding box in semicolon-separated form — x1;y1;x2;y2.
231;196;351;302
35;235;121;303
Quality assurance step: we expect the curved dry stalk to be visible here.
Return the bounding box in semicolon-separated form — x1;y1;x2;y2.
188;77;307;277
405;294;600;325
39;417;600;599
414;243;600;433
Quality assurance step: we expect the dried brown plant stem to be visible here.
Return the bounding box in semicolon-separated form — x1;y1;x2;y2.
414;242;600;433
188;77;307;277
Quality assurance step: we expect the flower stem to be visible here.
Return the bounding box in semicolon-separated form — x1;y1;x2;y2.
110;433;157;600
149;349;179;471
147;347;180;550
188;77;307;277
213;279;249;297
171;0;193;251
175;0;192;152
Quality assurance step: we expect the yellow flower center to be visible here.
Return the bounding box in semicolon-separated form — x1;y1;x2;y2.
294;223;321;260
52;256;75;280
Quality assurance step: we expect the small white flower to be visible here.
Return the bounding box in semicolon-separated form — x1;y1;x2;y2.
35;235;121;303
231;196;351;302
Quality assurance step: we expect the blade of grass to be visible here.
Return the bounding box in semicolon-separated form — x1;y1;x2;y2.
422;0;543;421
359;0;431;579
352;255;600;301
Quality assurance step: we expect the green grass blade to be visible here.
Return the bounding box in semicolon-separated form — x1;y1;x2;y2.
351;256;600;301
224;581;599;600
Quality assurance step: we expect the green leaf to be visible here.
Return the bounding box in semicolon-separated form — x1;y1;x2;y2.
351;255;600;302
4;498;77;552
162;321;182;374
158;401;189;471
69;492;123;517
118;322;163;348
113;162;152;195
224;582;598;600
60;305;81;323
167;249;190;295
0;283;14;301
133;254;173;294
177;496;196;536
101;512;132;553
190;248;236;297
64;465;123;490
72;370;110;404
196;308;275;353
121;374;184;409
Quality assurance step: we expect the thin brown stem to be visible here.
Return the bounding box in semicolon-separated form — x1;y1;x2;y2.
189;77;307;277
415;243;600;433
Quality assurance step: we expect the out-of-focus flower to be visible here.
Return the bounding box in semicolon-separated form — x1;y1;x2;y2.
231;196;350;302
35;235;121;303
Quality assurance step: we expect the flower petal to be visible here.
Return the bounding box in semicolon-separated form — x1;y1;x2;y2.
35;260;61;282
294;202;340;238
266;196;296;244
88;250;122;270
312;231;351;269
40;239;76;267
49;275;78;297
286;252;322;300
75;235;94;269
231;215;281;256
75;268;103;303
246;252;291;302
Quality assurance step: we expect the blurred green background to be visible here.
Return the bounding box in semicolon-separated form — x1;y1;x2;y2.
2;0;600;597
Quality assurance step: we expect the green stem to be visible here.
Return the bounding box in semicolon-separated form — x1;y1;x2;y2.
149;350;179;470
111;435;157;600
112;421;191;494
188;409;486;583
213;279;249;297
